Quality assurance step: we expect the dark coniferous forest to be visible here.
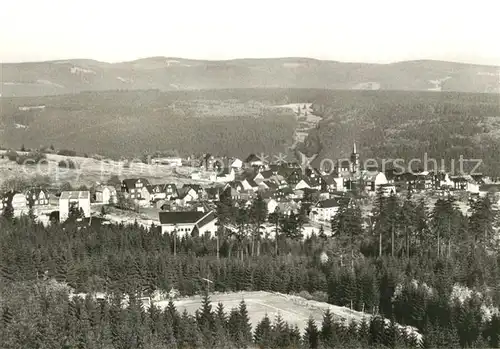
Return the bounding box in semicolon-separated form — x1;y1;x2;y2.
1;189;500;348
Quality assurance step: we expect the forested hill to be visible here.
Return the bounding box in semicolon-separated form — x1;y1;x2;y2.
1;57;499;97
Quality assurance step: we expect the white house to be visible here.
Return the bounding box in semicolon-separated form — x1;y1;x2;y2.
25;188;49;206
95;185;117;205
59;191;91;221
295;179;312;190
141;185;166;203
309;198;347;223
363;171;389;192
159;210;217;237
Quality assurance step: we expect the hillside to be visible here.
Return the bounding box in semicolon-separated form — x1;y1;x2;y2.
1;57;499;97
299;90;500;176
0;90;297;159
2;89;500;175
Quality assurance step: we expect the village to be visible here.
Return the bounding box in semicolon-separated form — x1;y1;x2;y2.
1;141;499;238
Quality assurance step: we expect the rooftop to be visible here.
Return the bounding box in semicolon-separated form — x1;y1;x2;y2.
60;191;90;200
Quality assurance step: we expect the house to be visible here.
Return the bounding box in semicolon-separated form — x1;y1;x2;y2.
254;170;274;184
222;186;241;201
277;201;300;216
241;178;259;192
231;158;243;170
162;184;178;199
259;180;279;192
451;176;480;193
25;188;49;206
205;187;223;201
309;198;349;223
227;181;245;192
278;168;302;187
121;178;150;199
363;171;389;192
176;187;198;205
1;191;27;211
182;184;205;199
59;191;91;221
245;154;266;167
379;183;397;196
141;185;166;203
435;172;454;189
94;185;117;205
273;187;294;201
211;168;236;183
159;210;217;237
323;173;346;192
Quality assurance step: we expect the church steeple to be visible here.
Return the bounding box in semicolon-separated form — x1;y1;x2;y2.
350;141;360;173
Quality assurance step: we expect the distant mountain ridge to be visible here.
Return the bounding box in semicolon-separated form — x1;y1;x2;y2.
1;57;499;97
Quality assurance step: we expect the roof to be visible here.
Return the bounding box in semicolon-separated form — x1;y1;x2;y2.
245;154;261;162
177;187;195;199
262;180;278;189
159;211;206;225
245;178;258;187
479;184;500;192
257;170;274;179
95;185;116;193
196;211;216;229
183;184;202;192
163;183;178;190
278;167;301;178
315;198;349;208
145;185;164;194
122;178;150;189
60;191;90;200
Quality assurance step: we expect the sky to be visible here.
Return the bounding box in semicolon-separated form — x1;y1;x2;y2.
1;0;499;65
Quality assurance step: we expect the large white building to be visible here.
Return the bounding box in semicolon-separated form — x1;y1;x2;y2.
59;191;91;221
159;210;217;237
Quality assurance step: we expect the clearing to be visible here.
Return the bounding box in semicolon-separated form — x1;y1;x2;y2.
156;291;421;341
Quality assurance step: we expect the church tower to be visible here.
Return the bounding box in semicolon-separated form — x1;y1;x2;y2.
350;141;360;173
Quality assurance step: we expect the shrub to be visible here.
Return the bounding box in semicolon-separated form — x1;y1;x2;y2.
5;150;18;162
58;159;78;169
57;149;77;157
16;152;46;165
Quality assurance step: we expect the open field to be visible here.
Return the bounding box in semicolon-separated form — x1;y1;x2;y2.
157;291;421;341
0;151;210;189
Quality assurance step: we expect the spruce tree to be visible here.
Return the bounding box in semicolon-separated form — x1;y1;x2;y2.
254;314;272;348
303;316;319;349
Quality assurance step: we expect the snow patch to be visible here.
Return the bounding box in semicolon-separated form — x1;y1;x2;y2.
428;76;451;91
117;76;133;83
19;105;45;111
170;83;180;90
15;123;28;129
477;71;500;77
166;59;191;67
36;79;64;88
70;66;96;75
